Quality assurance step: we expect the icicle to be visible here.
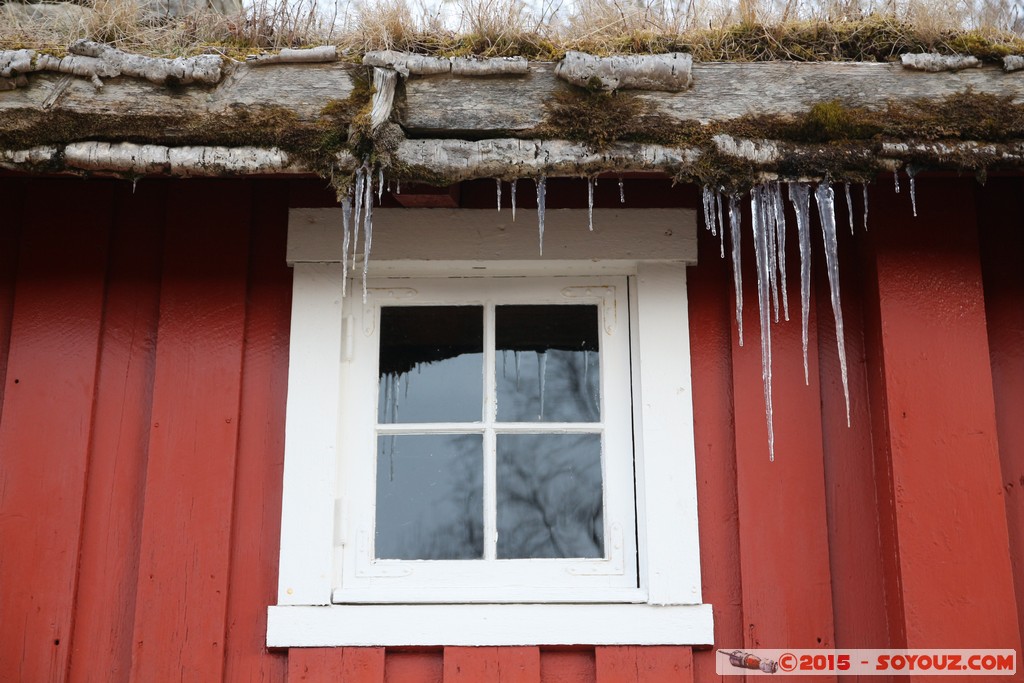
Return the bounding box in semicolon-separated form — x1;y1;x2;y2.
702;186;715;234
862;185;869;231
844;182;854;235
383;373;397;480
536;175;547;255
377;167;384;203
502;349;508;379
728;194;744;346
587;177;595;231
514;350;521;389
756;185;780;324
716;190;725;258
362;164;375;303
131;177;138;194
908;167;919;217
618;177;625;204
392;371;401;423
396;179;401;194
893;169;900;193
352;165;365;284
772;182;790;322
496;178;502;213
511;179;517;222
750;189;776;461
341;192;353;297
789;182;813;385
814;182;852;427
583;347;590;390
537;351;547;418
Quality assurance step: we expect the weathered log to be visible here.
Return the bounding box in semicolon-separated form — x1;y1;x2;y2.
451;57;529;76
370;68;399;131
555;52;692;91
396;138;699;181
6;136;1024;182
0;141;320;175
362;51;451;77
247;46;338;66
0;42;223;88
900;53;981;72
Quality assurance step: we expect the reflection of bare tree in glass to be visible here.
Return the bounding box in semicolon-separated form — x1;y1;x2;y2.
375;432;483;560
497;433;603;559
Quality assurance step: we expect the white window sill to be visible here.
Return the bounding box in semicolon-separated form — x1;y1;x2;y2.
267;603;714;647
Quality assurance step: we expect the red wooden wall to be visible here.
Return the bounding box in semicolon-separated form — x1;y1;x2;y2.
0;174;1020;682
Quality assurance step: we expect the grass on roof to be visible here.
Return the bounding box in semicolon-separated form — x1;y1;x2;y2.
1;0;1023;61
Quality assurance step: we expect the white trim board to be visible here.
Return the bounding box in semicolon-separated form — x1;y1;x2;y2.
287;209;698;265
267;603;714;647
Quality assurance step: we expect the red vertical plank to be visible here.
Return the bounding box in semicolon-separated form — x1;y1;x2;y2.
288;647;385;682
0;179;112;682
288;648;346;681
223;181;291;682
129;180;251;681
815;190;890;653
444;646;500;681
635;647;693;682
68;181;166;683
978;176;1024;650
342;648;388;682
386;650;444;683
497;647;542;682
540;649;595;683
595;646;638;683
729;199;836;658
865;177;1021;652
686;231;745;682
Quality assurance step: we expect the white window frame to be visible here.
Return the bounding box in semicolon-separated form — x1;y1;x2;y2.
268;209;713;647
339;276;636;602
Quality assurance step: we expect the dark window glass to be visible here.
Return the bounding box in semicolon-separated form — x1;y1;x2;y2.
375;434;484;560
496;433;603;559
495;305;600;423
378;306;483;423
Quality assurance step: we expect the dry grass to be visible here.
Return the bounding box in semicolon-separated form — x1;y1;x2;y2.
1;0;1023;59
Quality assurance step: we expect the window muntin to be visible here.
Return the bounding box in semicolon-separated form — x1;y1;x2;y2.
336;277;638;601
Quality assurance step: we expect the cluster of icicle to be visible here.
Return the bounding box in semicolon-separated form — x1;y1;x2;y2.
340;161;389;301
494;176;628;252
702;180;867;461
343;166;889;462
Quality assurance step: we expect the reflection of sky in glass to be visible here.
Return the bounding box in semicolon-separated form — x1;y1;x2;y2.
496;433;603;559
377;306;483;423
496;305;600;422
378;354;483;423
497;349;599;422
375;434;483;560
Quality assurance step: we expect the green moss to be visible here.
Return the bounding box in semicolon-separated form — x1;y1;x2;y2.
541;88;645;150
539;87;698;150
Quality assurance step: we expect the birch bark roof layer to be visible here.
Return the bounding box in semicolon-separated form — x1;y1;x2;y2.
3;46;1024;184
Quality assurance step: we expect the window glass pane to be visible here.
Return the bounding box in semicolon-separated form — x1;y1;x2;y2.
375;434;484;560
496;433;603;559
378;306;483;423
495;305;600;423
